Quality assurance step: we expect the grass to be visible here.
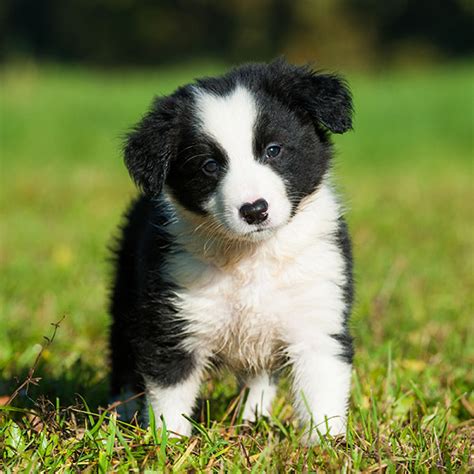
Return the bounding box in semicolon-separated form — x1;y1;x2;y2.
0;61;473;471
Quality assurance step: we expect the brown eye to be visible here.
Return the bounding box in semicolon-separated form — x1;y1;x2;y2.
202;159;219;176
265;144;281;159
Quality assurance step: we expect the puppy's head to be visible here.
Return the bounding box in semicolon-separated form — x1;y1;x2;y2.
125;59;352;240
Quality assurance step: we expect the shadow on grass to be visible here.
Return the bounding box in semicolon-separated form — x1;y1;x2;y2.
1;361;246;432
1;359;109;414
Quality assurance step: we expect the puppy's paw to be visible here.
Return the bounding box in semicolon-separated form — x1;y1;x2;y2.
301;418;347;446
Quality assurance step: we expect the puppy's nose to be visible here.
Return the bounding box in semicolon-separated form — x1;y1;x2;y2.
239;199;269;225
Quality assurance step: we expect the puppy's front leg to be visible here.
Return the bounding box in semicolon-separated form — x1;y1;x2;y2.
142;348;206;438
145;367;203;437
289;342;352;443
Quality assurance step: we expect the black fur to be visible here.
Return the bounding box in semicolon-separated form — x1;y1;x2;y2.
110;58;354;407
124;58;352;213
252;94;332;215
331;217;355;364
195;59;352;134
110;196;195;396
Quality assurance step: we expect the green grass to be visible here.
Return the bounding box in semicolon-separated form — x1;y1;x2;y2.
1;61;473;471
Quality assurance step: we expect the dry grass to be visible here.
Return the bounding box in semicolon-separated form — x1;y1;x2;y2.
1;62;472;471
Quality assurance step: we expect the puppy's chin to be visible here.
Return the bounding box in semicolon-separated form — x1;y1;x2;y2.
169;198;284;244
238;227;279;242
218;220;284;243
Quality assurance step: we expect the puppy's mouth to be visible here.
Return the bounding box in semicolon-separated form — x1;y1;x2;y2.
211;208;288;241
243;224;279;239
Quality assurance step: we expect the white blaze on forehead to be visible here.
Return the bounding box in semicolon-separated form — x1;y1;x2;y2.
194;85;257;160
193;84;291;235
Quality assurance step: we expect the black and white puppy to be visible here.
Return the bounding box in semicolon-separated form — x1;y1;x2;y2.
109;59;354;443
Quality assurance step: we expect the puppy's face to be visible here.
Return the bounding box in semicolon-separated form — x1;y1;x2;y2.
125;60;353;240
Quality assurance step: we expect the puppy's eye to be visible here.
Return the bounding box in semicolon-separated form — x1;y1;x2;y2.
265;144;281;159
202;159;220;176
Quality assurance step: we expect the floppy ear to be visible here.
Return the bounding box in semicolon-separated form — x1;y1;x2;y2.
124;95;178;196
268;59;353;134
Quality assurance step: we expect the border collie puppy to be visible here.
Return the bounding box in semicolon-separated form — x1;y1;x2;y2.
109;59;354;443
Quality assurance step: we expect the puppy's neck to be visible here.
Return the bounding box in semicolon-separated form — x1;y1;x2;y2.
167;203;261;268
164;181;340;269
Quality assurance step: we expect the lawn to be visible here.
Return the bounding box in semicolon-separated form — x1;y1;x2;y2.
0;61;472;471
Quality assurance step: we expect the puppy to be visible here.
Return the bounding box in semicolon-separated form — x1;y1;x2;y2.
109;59;354;443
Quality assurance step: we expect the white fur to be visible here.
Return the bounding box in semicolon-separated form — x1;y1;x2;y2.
242;373;277;422
154;181;350;440
289;344;351;442
144;85;351;442
194;86;291;236
146;370;202;437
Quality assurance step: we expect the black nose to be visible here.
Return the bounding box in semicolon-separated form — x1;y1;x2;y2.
239;199;269;225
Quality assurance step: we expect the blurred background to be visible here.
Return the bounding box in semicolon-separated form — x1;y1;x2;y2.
1;0;473;69
0;0;472;446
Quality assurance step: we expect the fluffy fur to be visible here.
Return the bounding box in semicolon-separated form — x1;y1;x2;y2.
109;58;354;443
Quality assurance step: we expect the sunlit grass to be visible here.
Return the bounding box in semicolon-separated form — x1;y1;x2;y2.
0;62;472;471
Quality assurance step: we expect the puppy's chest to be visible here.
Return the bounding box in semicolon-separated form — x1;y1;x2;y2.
169;245;330;371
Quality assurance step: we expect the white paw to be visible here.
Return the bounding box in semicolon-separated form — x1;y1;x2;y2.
157;413;192;438
302;416;347;445
242;397;274;422
241;375;276;422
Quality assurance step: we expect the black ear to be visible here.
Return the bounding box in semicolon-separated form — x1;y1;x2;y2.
124;95;178;196
268;59;353;134
301;72;353;133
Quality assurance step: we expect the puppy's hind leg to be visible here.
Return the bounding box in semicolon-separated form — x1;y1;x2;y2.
109;320;143;421
241;373;277;422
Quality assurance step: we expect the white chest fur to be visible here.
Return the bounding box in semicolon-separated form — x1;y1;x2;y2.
165;184;347;373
